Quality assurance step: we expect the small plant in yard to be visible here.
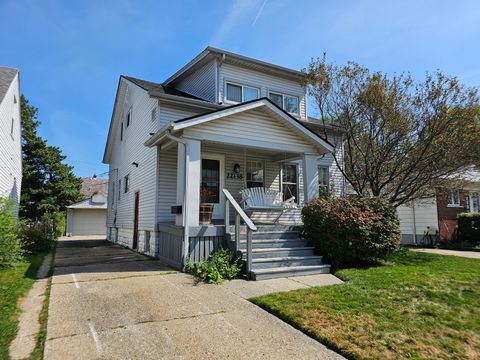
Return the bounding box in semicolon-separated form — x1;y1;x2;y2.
185;248;243;284
302;195;400;266
0;198;23;268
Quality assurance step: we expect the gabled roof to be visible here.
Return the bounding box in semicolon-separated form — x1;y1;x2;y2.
145;97;334;153
164;46;304;86
67;197;107;209
0;67;18;103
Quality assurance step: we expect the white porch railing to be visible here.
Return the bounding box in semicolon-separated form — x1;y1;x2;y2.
223;189;257;274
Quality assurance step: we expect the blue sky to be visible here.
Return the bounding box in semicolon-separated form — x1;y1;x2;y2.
1;0;479;177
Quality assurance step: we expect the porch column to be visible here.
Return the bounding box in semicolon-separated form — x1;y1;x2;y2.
175;138;201;227
302;153;319;202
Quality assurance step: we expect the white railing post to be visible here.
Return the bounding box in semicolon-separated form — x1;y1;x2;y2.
222;189;257;278
246;228;252;273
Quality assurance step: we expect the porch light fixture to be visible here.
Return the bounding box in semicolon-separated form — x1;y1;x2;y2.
233;163;241;174
132;162;139;167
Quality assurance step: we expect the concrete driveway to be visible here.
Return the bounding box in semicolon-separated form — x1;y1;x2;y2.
45;236;343;360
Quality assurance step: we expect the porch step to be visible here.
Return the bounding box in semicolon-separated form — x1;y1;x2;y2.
251;255;323;269
251;264;331;280
242;247;315;259
239;239;306;249
236;231;302;241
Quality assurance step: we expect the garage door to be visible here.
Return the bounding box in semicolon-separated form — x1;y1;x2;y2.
71;209;107;236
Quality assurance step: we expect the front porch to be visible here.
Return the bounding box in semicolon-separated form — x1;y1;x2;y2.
146;98;333;277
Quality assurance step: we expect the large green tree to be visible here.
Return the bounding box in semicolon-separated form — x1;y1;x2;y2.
20;96;83;220
304;57;480;207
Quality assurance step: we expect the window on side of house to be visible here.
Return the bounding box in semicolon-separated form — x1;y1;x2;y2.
111;182;115;205
10;118;14;137
470;192;480;212
246;160;264;188
124;174;130;193
118;180;121;200
448;190;460;207
226;82;259;103
151;106;157;122
14;95;17;104
268;92;299;114
318;166;329;194
126;108;131;127
282;163;298;201
120;122;124;141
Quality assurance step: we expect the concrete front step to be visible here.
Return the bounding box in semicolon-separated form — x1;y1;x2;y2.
251;255;323;269
251;264;331;280
242;247;315;259
239;239;306;249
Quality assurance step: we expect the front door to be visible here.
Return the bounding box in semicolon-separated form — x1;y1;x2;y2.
133;191;139;249
201;154;225;220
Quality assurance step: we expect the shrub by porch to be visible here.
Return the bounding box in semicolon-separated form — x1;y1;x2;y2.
302;196;400;266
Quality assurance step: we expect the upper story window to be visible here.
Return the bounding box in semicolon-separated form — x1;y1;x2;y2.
226;82;259;103
120;122;124;141
14;95;17;104
124;174;130;193
151;106;157;122
126;108;132;127
118;180;121;200
10;118;14;137
269;92;299;115
448;190;461;207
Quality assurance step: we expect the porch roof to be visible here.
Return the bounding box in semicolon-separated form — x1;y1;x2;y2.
145;98;334;154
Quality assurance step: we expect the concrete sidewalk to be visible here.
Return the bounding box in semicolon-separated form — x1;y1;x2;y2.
412;248;480;259
45;236;343;359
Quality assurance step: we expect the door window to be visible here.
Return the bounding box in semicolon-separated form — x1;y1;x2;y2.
201;159;220;203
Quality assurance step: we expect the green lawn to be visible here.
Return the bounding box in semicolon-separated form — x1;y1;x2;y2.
0;253;45;359
251;250;480;360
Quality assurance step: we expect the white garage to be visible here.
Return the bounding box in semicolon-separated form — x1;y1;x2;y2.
66;194;107;236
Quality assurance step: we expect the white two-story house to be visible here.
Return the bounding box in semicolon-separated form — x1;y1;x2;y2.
103;47;345;279
0;67;22;215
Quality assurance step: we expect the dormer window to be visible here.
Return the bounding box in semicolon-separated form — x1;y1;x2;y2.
226;82;259;103
269;92;299;115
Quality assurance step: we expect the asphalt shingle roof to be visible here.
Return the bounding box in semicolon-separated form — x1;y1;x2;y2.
122;75;209;102
0;67;18;103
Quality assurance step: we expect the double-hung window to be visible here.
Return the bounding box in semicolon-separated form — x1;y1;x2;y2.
246;160;264;188
269;92;299;114
318;166;329;194
282;163;298;201
448;190;460;207
226;82;259;103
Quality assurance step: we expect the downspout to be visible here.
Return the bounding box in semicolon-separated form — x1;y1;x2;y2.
412;201;417;246
165;132;190;268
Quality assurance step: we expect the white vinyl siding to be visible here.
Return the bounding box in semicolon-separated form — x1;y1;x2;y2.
172;59;217;102
219;62;307;119
397;198;439;244
106;80;158;235
157;146;178;223
0;71;22;213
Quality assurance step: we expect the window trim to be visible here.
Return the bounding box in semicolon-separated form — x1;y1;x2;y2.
268;90;300;115
447;190;461;207
124;174;130;193
318;165;330;194
224;81;260;104
281;162;299;201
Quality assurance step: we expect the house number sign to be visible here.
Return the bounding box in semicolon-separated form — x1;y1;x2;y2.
227;172;244;180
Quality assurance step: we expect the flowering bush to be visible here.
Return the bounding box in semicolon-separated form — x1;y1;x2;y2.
302;196;400;266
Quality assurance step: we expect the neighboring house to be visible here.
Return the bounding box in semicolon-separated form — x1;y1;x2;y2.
66;177;109;236
0;67;22;214
103;47;344;279
436;168;480;241
398;167;480;244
